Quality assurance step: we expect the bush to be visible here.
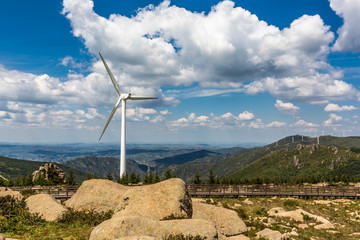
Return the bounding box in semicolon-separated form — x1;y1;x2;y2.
161;213;188;221
165;234;205;240
57;208;113;227
0;195;44;234
20;189;36;198
283;199;298;209
235;208;248;220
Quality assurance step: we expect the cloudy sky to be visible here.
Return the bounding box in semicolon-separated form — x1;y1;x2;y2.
0;0;359;145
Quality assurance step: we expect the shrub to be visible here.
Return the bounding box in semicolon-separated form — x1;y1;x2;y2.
165;234;205;240
57;208;113;226
0;195;44;234
161;214;188;221
235;208;248;220
20;189;36;198
283;199;298;208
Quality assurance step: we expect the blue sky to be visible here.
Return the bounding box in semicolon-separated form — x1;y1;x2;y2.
0;0;359;145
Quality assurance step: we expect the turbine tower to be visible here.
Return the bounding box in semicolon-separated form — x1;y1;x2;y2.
98;53;157;177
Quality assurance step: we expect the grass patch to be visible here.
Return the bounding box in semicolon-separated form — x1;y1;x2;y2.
0;195;113;239
213;196;360;240
161;214;189;221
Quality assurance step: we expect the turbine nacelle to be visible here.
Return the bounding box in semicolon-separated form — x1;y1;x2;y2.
120;93;131;100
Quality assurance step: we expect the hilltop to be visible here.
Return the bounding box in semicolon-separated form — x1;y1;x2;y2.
226;144;360;182
0;156;86;183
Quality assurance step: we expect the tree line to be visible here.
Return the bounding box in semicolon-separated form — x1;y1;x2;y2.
0;171;76;187
86;169;177;185
191;170;360;185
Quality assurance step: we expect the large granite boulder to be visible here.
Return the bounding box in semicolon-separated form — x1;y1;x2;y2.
89;215;165;240
115;178;192;220
25;193;68;221
0;187;23;200
160;219;217;239
89;215;217;240
32;163;65;184
192;202;247;236
65;179;128;212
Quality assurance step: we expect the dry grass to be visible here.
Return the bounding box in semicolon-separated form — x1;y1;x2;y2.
198;196;360;240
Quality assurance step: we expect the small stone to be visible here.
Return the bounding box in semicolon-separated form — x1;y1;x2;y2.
243;198;254;205
256;228;282;240
298;223;309;229
267;217;276;224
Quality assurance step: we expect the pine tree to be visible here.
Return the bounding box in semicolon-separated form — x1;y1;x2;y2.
66;170;76;185
192;173;202;184
208;170;215;184
86;172;95;180
144;170;154;184
164;169;175;180
118;172;129;185
24;173;33;186
154;174;161;183
106;172;114;181
129;172;138;184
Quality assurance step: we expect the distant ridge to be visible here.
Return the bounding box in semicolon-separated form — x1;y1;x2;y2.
64;156;151;178
0;156;86;183
153;149;218;168
226;144;360;182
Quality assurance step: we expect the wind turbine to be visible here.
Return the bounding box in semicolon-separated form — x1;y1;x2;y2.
98;53;157;177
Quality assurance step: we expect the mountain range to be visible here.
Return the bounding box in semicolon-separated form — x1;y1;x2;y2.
1;135;360;184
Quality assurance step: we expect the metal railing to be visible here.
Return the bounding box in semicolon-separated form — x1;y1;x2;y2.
9;185;79;199
187;184;360;199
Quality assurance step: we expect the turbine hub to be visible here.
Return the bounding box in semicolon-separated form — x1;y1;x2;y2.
121;93;131;100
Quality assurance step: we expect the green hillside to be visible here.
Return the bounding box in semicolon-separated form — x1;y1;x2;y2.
226;144;360;182
151;135;360;183
0;156;86;183
64;156;150;178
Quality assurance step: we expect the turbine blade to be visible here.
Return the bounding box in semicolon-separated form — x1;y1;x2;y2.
99;52;121;96
99;96;122;141
129;96;158;100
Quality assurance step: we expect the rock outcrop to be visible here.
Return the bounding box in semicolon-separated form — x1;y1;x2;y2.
256;228;282;240
192;202;247;236
25;194;68;222
0;187;23;200
89;215;217;240
115;178;192;220
65;179;129;212
267;207;334;229
159;219;217;239
89;216;165;240
32;163;65;184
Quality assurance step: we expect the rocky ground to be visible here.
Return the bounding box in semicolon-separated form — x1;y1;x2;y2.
0;180;359;240
205;196;360;240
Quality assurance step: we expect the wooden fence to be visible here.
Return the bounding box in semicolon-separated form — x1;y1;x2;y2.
8;184;360;199
10;185;79;199
187;184;360;199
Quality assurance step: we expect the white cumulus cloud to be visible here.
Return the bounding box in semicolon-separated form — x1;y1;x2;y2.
292;119;319;128
323;113;343;126
274;100;300;113
60;0;358;103
238;111;255;120
330;0;360;52
324;103;358;112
